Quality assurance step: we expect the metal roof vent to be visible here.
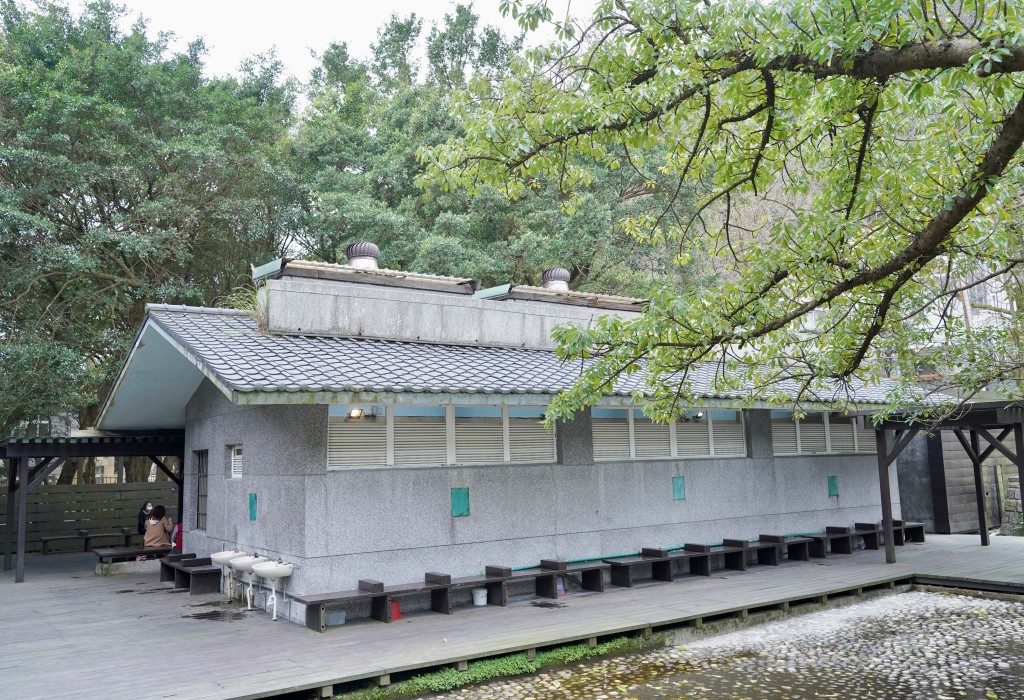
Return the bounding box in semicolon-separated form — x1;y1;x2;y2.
345;241;380;270
541;267;571;292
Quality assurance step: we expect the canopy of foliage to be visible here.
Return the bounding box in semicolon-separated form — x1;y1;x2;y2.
422;0;1024;421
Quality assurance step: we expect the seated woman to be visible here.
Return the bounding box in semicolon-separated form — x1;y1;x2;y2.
143;505;173;548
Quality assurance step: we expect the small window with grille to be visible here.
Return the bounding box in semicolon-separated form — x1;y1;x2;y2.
195;450;208;530
230;445;243;478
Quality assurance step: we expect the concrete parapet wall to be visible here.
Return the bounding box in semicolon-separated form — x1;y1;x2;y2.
265;278;635;350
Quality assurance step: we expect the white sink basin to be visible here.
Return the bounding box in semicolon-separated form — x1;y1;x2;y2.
251;561;294;581
228;555;270;573
210;549;248;565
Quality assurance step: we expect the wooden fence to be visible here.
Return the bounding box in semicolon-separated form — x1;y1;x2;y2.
0;482;179;553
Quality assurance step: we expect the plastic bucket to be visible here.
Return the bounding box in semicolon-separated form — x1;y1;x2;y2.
472;588;487;606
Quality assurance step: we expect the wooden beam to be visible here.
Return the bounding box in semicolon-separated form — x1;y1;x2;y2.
148;455;181;485
1;436;185;459
27;457;66;493
975;426;1021;466
876;430;896;564
879;426;922;470
26;457;52;484
977;427;1013;464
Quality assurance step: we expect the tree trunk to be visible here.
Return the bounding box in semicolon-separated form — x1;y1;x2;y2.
57;459;77;484
124;456;151;483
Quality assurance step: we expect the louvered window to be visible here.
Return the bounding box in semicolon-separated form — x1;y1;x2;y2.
394;406;447;467
800;413;828;454
454;407;504;465
676;411;711;457
508;407;556;463
828;414;857;453
857;425;877;454
328;405;387;470
592;408;631;460
230;445;243;478
710;410;746;456
771;411;799;455
633;409;672;458
773;411;876;455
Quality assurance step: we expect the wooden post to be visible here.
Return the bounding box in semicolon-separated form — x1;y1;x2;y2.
876;429;896;564
1015;423;1024;488
4;458;18;571
953;427;990;547
15;456;28;582
970;430;990;546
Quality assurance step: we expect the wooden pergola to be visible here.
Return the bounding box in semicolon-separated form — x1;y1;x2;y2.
874;401;1024;563
0;432;185;582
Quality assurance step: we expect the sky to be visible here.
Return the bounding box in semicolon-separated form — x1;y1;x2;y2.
67;1;597;82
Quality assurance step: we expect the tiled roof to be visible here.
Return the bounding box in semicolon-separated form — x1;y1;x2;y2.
147;305;909;405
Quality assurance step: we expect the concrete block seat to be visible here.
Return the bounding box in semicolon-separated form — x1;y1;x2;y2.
93;544;172;564
42;527;134;554
159;554;221;595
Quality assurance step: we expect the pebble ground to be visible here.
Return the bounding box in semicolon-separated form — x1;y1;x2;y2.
431;591;1024;699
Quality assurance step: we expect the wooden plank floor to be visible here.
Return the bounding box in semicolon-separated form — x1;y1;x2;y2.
3;535;1023;700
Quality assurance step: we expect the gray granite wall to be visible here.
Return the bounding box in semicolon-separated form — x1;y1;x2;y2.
180;384;900;625
182;380;326;563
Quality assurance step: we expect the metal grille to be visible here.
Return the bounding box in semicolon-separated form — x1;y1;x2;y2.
195;450;208;530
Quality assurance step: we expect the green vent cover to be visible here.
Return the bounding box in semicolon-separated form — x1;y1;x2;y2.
451;487;470;517
672;476;686;501
828;476;839;498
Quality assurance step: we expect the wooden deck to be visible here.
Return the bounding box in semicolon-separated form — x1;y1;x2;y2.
3;535;1024;700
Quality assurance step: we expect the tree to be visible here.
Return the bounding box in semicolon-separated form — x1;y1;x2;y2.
0;1;299;440
422;0;1024;421
295;5;705;294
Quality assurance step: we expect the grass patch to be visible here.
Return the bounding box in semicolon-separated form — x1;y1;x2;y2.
334;634;658;699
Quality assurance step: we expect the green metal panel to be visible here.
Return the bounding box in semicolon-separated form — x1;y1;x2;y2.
248;493;258;521
451;487;470;517
472;283;512;300
828;475;839;498
672;476;686;501
251;258;283;281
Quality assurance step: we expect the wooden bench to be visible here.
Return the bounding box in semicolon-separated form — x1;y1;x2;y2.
753;534;813;564
297;559;609;632
93;544;172;564
809;526;858;558
159;555;221;595
298;572;471;631
603;542;745;585
853;522;882;550
683;542;747;574
890;519;926;544
42;527;135;554
604;548;677;587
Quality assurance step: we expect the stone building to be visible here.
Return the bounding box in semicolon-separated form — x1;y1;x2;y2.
96;244;903;624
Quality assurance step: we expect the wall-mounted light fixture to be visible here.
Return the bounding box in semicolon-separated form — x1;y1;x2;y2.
347;408;364;420
695;411;705;420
